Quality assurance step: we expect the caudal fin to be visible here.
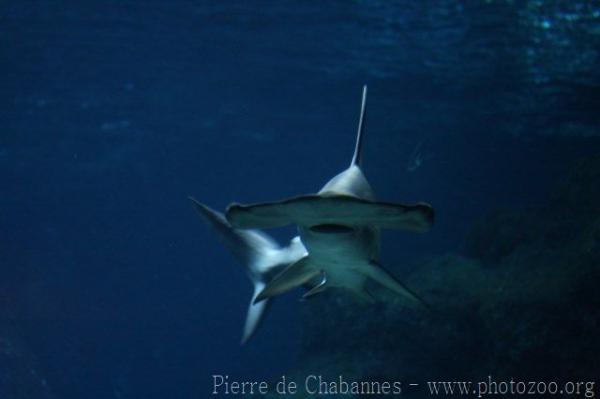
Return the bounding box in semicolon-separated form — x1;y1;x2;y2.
242;281;269;344
189;197;282;344
351;85;368;167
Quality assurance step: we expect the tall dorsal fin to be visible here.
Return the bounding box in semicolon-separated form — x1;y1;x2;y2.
351;85;368;167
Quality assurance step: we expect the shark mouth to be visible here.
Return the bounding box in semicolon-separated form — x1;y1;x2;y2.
309;224;354;234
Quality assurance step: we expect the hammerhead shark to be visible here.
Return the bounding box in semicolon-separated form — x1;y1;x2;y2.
190;86;433;343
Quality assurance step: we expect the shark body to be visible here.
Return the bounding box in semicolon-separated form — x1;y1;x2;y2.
190;86;433;343
226;86;433;306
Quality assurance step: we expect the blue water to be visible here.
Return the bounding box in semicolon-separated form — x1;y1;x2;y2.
2;2;599;398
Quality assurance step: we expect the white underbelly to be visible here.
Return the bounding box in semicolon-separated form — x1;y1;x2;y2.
299;226;379;288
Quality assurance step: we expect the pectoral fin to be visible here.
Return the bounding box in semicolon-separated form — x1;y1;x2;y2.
358;261;428;308
226;195;433;233
302;271;328;299
349;286;376;304
254;256;319;304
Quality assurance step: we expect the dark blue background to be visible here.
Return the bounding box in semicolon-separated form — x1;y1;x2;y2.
2;2;599;398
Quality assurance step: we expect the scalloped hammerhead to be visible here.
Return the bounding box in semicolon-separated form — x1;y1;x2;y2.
190;86;434;343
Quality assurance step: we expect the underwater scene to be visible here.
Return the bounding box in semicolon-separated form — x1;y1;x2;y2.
2;1;600;398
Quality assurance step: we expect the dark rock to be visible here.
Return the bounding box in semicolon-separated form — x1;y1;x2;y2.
282;155;600;390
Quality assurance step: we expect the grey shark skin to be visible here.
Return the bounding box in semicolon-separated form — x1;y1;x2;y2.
188;199;306;344
226;86;434;307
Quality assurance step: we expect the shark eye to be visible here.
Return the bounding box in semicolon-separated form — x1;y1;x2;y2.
309;224;354;234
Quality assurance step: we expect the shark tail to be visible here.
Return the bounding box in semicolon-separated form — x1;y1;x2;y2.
350;84;368;167
189;197;283;344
